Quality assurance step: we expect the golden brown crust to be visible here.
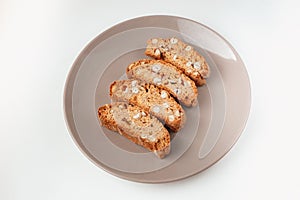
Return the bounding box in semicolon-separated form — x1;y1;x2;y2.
145;37;210;86
98;104;118;132
97;103;171;158
126;59;198;107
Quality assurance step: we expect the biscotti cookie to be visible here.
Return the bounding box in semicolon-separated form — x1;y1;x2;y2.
110;79;186;132
145;37;210;86
126;59;198;107
98;102;171;158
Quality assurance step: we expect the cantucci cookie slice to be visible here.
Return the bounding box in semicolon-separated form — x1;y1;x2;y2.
98;102;170;158
126;59;198;107
110;79;186;132
145;37;210;86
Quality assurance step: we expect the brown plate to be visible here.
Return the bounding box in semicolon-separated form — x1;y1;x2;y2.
63;15;251;183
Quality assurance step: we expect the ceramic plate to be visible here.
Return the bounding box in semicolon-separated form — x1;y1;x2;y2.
64;15;251;183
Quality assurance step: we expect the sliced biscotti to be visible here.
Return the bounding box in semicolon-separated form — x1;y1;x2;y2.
145;37;210;86
110;79;185;132
98;102;171;158
126;59;198;107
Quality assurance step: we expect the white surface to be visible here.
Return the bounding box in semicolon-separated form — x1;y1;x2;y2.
1;0;300;199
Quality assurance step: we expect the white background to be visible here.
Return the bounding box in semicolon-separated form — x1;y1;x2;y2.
1;0;300;199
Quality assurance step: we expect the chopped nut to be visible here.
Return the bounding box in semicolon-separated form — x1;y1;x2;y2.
152;106;160;113
141;111;146;116
148;135;156;142
174;88;181;95
124;87;128;93
184;81;191;87
173;55;177;60
133;112;140;119
162;102;169;108
186;61;192;67
136;69;141;75
170;37;178;44
185;45;192;51
151;38;158;44
160;91;168;98
193;62;201;69
168;115;175;122
170;79;177;84
132;87;139;94
152;64;161;73
174;110;180;116
131;80;137;87
140;133;147;139
154;49;161;56
153;77;162;84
